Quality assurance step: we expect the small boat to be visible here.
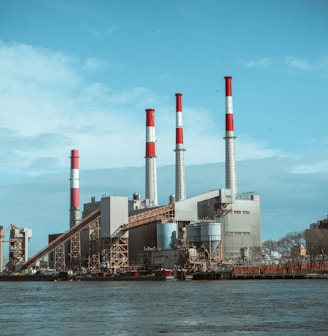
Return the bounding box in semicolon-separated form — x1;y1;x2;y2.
153;267;176;280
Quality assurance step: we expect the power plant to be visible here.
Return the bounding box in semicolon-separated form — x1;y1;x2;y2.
1;76;262;276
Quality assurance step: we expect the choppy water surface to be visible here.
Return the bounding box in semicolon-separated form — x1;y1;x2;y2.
0;279;327;335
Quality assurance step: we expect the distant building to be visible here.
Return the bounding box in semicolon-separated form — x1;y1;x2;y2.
305;217;328;257
8;225;32;272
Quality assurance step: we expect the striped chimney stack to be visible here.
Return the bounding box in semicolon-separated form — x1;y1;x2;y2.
145;108;158;207
224;76;238;200
70;149;80;228
175;93;186;201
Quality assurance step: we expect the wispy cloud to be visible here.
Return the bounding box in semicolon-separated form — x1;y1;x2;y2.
241;55;328;78
291;160;328;174
242;57;278;68
285;56;323;71
236;136;284;161
0;41;79;86
83;58;107;73
83;24;117;38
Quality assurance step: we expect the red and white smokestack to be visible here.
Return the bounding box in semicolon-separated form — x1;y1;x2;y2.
175;93;186;202
145;108;158;207
70;149;80;228
224;76;238;200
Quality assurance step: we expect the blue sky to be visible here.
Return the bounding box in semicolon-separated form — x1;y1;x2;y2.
0;0;328;256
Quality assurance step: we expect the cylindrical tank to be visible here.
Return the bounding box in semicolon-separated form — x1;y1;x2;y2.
169;194;175;204
186;224;201;244
133;192;140;200
200;222;221;251
157;223;177;250
240;247;249;259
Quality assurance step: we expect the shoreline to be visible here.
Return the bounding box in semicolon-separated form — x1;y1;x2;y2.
1;272;327;281
0;274;167;282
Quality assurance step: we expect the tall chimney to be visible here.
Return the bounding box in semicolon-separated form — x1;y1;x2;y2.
224;76;237;200
70;149;80;227
145;108;158;207
175;93;186;201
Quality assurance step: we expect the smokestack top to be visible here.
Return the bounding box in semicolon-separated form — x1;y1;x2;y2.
224;76;232;96
145;108;158;206
145;108;155;126
224;76;234;132
145;109;156;158
70;149;79;169
175;93;183;112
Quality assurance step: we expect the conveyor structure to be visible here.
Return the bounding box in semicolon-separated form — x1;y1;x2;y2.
22;204;175;273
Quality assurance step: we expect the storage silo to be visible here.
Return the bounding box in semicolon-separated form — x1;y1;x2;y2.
186;224;201;245
200;222;221;252
156;222;177;250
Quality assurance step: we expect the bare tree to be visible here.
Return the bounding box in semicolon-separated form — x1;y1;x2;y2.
277;231;305;257
263;231;305;267
250;245;263;264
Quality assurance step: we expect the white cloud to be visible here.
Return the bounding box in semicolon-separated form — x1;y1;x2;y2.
83;24;117;38
82;57;125;74
0;41;287;176
285;56;321;71
0;41;81;136
242;57;278;68
0;42;151;172
236;136;284;161
241;55;328;79
0;41;79;85
83;58;107;73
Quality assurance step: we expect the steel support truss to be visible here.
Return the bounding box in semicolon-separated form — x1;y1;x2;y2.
70;232;81;272
54;243;66;271
110;236;129;272
101;237;111;269
88;217;101;274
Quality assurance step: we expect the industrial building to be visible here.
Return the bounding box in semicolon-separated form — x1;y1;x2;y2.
18;76;261;275
305;217;328;257
0;224;32;272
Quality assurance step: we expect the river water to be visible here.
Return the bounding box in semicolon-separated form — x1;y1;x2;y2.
0;279;327;335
